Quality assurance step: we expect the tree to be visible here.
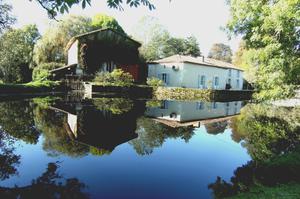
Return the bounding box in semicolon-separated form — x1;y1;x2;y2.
226;0;300;99
33;14;125;65
0;0;15;34
91;14;125;34
132;16;201;61
0;25;40;83
161;36;201;58
208;43;233;63
34;0;155;18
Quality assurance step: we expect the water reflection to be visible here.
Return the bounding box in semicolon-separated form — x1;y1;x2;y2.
209;104;300;198
0;97;298;198
0;162;89;199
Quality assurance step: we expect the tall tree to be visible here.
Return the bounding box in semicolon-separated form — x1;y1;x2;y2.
34;0;155;18
132;16;201;61
226;0;300;99
0;0;15;34
0;25;40;83
208;43;233;63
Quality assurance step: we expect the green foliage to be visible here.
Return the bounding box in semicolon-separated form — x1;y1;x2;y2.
93;69;134;87
0;0;16;33
91;14;125;33
35;0;155;18
208;43;233;63
0;25;40;83
32;62;65;81
33;15;93;65
92;98;133;114
228;183;300;199
146;77;163;87
89;146;111;156
154;87;212;101
226;0;300;99
132;16;201;61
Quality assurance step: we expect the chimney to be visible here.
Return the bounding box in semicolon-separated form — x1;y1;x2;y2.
202;55;205;62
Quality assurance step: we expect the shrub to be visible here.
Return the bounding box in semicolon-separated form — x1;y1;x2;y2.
93;69;134;87
32;62;64;81
146;77;164;87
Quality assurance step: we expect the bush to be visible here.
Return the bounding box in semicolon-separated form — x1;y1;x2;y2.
93;69;134;87
32;62;64;81
146;77;164;87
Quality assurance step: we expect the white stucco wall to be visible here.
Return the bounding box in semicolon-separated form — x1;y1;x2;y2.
145;101;243;122
67;40;78;66
148;62;243;90
148;63;184;87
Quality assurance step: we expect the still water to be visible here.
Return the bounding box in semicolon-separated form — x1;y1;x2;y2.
0;97;298;199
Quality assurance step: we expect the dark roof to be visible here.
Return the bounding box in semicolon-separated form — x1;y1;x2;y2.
65;28;141;51
148;55;243;71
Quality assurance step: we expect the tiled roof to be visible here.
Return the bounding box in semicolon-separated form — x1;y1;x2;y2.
149;55;243;71
65;28;141;51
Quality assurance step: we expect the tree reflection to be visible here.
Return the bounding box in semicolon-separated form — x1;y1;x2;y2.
0;162;89;199
0;130;20;181
0;101;40;144
205;121;228;135
209;104;300;198
130;117;195;155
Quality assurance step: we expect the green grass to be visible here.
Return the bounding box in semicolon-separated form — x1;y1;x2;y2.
0;80;62;93
228;183;300;199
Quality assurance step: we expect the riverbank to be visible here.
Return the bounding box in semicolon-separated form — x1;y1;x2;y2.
154;87;253;101
0;81;64;94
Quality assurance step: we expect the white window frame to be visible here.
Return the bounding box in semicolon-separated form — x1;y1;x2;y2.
228;69;232;77
198;75;206;89
213;76;219;89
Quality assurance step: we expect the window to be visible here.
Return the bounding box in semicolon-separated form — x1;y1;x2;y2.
236;79;240;88
196;102;205;110
160;73;169;85
228;78;231;85
106;61;115;72
161;101;168;109
237;70;240;78
212;102;217;109
198;75;206;88
214;76;219;89
228;69;232;77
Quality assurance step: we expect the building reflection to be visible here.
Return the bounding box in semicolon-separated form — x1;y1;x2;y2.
43;98;146;153
145;101;244;124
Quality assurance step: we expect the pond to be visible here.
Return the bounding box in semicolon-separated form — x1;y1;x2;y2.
0;96;299;199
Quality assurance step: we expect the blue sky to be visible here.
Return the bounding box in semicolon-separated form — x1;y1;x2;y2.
10;0;241;56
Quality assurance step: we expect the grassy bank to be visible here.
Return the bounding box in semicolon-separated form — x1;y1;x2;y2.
228;183;300;199
0;80;63;94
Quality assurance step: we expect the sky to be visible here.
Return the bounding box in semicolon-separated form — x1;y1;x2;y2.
10;0;241;56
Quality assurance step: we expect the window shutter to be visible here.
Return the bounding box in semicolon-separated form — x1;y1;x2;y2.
166;74;170;85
